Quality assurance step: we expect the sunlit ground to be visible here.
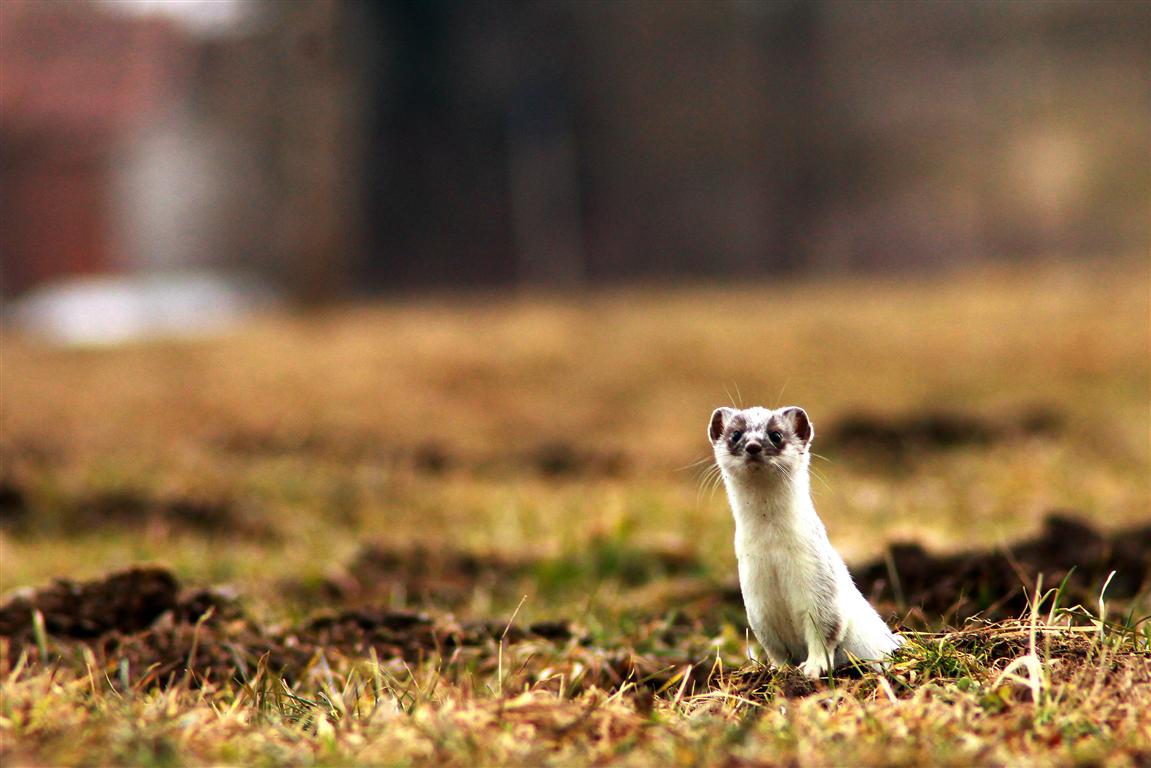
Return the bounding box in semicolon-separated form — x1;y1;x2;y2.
5;257;1146;608
1;257;1148;766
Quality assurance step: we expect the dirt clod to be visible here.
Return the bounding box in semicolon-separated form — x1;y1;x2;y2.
827;406;1062;461
854;513;1151;625
0;485;275;539
529;441;628;478
0;567;578;689
63;491;271;539
310;542;703;609
727;664;820;700
0;567;180;639
317;545;525;607
0;479;29;526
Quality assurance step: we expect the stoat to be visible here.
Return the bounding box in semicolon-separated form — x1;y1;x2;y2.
709;405;903;678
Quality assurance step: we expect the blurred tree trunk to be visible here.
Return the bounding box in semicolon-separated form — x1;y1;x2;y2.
269;0;364;303
506;5;585;288
767;0;827;273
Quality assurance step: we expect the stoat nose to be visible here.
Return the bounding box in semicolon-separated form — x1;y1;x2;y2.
744;441;763;455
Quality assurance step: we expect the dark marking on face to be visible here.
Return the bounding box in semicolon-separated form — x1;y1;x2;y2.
726;415;748;452
757;417;785;454
711;406;816;468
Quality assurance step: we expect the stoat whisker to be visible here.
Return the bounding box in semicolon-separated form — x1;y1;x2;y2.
771;377;792;410
807;465;832;493
694;464;725;506
678;454;720;472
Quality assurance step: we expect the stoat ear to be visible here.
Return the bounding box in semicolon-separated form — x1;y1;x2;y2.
709;407;735;443
780;406;814;445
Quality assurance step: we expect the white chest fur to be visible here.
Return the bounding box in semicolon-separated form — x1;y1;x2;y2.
729;479;833;664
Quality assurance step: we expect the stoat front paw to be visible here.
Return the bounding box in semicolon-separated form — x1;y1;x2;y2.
799;658;829;680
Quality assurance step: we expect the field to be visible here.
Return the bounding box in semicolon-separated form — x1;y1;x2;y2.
2;257;1149;766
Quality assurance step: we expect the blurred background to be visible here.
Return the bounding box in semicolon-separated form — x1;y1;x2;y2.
2;0;1147;316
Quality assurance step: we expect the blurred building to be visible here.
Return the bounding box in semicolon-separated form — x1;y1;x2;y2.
2;0;358;302
1;0;1147;300
0;1;190;294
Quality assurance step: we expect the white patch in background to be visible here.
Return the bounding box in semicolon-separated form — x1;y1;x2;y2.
9;271;279;347
98;0;262;39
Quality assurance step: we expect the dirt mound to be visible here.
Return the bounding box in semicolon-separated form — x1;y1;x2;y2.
853;514;1151;626
826;406;1061;461
305;541;702;609
322;545;527;605
725;664;822;700
76;491;273;538
86;610;577;689
526;441;628;478
300;609;573;654
0;488;275;539
0;567;182;639
0;479;29;526
0;567;577;689
0;566;247;645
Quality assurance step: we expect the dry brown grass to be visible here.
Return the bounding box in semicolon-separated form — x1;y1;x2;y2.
1;257;1148;765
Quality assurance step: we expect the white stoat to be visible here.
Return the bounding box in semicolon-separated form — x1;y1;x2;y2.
709;405;903;678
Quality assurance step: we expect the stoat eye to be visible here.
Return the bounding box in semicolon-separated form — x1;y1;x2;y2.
730;430;743;442
768;431;783;446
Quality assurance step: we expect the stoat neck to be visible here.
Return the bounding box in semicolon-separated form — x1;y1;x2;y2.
725;467;815;534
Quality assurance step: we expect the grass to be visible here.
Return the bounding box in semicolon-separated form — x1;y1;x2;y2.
3;606;1147;766
1;256;1149;765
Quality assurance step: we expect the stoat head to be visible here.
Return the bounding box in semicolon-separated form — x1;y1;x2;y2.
708;405;814;483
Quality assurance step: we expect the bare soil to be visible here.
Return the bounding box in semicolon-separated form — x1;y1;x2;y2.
0;480;273;539
854;513;1151;626
825;406;1063;463
2;514;1145;698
